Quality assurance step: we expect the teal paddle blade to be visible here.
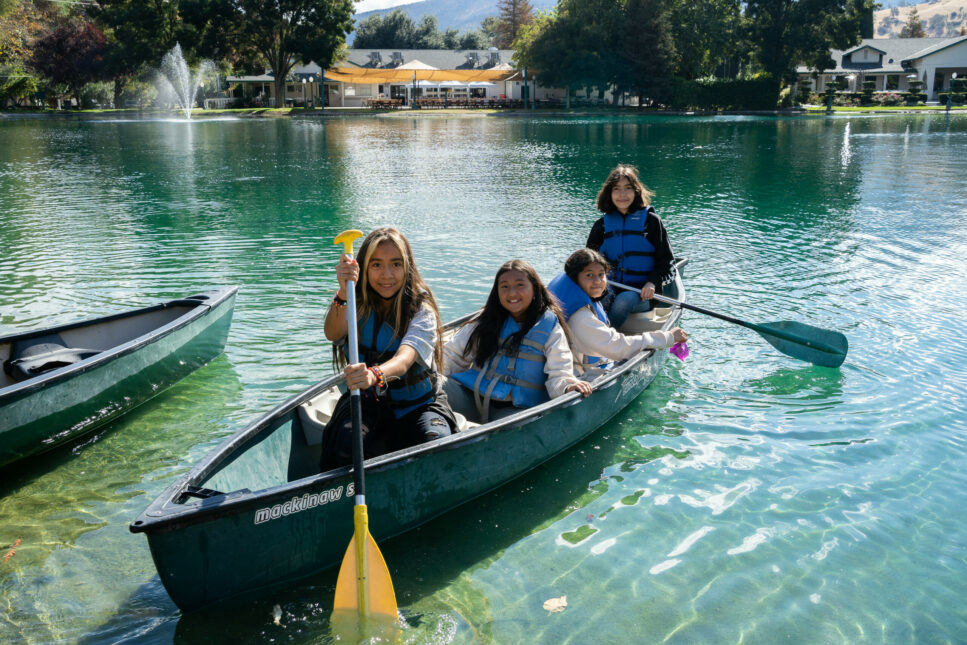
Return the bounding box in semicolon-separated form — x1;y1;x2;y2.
748;321;849;368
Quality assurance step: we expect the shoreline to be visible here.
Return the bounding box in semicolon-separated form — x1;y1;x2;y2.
3;105;966;121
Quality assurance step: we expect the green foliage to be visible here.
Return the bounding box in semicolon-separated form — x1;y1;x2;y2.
860;78;875;105
80;80;113;108
91;0;179;79
353;8;491;49
619;0;677;104
668;0;741;79
515;0;625;95
0;63;37;105
480;15;499;41
413;15;444;48
458;30;491;49
905;79;925;105
119;73;157;107
745;0;875;99
667;76;781;110
353;10;415;49
205;0;354;106
0;0;18;18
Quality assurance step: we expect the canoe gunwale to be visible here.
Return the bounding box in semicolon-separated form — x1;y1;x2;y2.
131;260;688;535
0;287;239;402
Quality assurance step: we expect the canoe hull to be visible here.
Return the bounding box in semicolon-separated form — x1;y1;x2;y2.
140;348;667;610
0;288;237;468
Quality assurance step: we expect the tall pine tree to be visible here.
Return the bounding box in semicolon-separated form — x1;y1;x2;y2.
494;0;534;48
619;0;676;107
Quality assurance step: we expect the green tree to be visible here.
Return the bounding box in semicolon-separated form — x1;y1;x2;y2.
90;0;180;109
1;0;18;18
353;8;489;50
0;63;37;106
495;0;534;49
459;30;490;49
899;7;926;37
619;0;677;106
353;9;416;49
745;0;874;102
211;0;354;105
412;15;444;48
515;1;622;103
668;0;741;79
480;15;500;43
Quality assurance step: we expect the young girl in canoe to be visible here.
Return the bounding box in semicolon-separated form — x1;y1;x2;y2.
586;164;678;329
321;227;456;469
547;248;687;370
443;259;592;423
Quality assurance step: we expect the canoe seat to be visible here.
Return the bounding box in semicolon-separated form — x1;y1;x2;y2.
3;334;100;382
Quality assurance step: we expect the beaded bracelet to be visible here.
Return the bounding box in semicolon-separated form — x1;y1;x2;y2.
332;292;347;308
368;365;387;395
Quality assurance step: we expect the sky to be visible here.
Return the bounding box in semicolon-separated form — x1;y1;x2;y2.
354;0;421;13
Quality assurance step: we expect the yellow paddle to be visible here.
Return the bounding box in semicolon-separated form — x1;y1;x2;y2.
330;230;398;627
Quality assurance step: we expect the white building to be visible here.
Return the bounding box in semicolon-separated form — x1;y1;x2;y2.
797;36;967;99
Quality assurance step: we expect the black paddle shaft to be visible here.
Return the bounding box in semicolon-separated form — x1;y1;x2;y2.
652;293;747;327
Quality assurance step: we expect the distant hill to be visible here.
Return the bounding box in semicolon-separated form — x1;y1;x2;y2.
875;0;967;37
352;0;557;35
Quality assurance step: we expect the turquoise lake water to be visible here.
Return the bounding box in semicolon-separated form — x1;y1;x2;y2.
1;112;966;644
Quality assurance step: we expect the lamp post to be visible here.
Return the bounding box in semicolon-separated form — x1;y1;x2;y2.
826;76;834;113
948;72;958;112
522;67;527;109
301;78;306;109
412;72;417;109
308;76;314;109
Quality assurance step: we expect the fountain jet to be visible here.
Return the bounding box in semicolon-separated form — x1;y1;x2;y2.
158;44;215;120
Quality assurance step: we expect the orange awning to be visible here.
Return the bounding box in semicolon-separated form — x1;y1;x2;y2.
324;68;516;84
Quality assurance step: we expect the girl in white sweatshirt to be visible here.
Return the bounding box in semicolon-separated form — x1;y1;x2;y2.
547;248;687;370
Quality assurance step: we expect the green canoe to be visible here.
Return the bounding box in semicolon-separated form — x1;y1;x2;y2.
1;287;238;469
131;262;686;611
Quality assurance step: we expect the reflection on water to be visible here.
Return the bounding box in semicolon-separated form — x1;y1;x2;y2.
1;114;967;644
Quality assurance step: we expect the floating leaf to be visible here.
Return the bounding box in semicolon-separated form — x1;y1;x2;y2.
562;525;598;545
3;538;22;563
543;595;567;613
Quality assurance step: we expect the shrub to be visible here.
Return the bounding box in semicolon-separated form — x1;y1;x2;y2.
874;92;903;106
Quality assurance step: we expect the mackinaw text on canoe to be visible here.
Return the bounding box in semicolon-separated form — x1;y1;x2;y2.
253;484;353;524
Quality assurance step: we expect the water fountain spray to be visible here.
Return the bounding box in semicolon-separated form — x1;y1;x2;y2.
158;44;215;120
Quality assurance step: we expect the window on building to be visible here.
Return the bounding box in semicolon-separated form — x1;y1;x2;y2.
343;84;374;97
886;75;899;90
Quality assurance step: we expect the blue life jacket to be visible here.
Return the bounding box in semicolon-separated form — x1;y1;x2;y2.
451;310;558;421
547;273;609;368
600;208;656;287
358;311;435;418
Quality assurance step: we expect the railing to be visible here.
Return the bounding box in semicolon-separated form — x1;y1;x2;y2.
366;98;404;109
203;98;237;109
412;98;527;109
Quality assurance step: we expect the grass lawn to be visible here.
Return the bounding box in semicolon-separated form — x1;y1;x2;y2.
803;105;967;113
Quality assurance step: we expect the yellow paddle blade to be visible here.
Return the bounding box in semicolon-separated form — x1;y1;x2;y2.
333;508;398;619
